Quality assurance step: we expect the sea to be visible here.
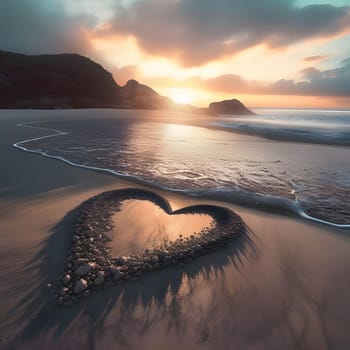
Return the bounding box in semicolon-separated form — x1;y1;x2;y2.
14;108;350;228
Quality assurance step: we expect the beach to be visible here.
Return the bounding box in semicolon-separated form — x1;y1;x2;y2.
1;110;350;350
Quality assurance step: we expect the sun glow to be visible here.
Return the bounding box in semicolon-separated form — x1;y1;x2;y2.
168;88;196;105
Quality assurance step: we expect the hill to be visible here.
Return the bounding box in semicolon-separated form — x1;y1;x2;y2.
0;51;122;108
0;50;254;115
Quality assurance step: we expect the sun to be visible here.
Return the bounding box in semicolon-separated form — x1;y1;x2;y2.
168;88;195;105
161;87;214;106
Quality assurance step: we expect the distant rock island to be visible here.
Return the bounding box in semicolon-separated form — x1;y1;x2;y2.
0;50;254;115
209;99;255;115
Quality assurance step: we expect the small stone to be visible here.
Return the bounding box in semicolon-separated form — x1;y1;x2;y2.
62;274;71;285
72;246;82;253
151;255;159;263
60;287;69;296
73;278;88;293
91;248;100;255
74;262;96;276
93;271;105;286
114;256;128;265
111;268;123;281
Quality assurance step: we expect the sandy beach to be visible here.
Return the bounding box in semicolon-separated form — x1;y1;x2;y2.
1;110;350;350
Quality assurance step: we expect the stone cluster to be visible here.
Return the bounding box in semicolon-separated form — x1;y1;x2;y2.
56;188;247;306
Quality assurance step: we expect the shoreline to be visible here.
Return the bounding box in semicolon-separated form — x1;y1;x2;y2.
12;119;350;229
1;110;350;349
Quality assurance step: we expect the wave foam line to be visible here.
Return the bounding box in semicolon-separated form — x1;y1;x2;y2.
187;188;350;229
13;122;350;229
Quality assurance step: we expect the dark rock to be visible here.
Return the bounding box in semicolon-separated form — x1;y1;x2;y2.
111;268;123;281
74;263;95;276
62;274;71;285
60;287;69;296
93;271;105;286
0;50;172;110
208;99;254;115
73;279;88;294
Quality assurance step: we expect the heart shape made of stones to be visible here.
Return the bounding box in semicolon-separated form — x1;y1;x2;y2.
57;188;248;306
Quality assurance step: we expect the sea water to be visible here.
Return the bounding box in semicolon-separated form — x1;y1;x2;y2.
13;108;350;227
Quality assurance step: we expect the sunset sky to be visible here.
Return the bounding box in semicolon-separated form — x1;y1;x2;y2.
1;0;349;108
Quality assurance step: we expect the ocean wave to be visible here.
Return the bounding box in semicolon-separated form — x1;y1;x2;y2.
210;121;350;146
13;121;350;229
209;108;350;146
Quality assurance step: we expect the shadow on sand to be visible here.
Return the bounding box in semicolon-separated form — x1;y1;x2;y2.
6;194;258;349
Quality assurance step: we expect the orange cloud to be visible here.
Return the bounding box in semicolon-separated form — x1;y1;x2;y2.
302;54;330;63
98;0;350;67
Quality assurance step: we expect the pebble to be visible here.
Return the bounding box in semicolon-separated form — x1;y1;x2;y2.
62;274;71;285
93;271;105;286
74;262;96;276
112;268;122;281
57;188;245;306
73;279;88;294
60;287;69;296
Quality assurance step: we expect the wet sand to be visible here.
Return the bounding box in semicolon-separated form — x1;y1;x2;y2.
1;110;350;349
110;199;214;256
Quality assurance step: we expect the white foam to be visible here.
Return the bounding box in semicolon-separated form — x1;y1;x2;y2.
13;122;350;230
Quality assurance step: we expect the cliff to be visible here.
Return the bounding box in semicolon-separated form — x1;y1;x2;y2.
0;50;254;115
0;51;122;108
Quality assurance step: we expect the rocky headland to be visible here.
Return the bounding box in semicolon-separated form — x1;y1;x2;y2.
0;50;254;115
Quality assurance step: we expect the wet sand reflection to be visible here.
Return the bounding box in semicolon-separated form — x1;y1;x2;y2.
110;199;214;256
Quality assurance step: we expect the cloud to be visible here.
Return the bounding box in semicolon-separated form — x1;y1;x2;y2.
156;57;350;97
113;65;141;85
299;67;321;80
0;0;96;55
191;75;264;94
302;55;330;63
269;57;350;96
100;0;350;66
